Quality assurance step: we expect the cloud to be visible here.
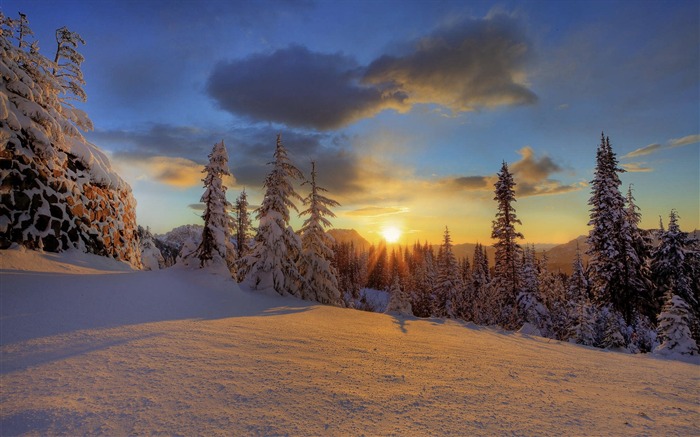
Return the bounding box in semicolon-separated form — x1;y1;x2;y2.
364;12;537;112
624;143;662;158
670;134;700;148
451;176;490;189
206;12;536;130
623;134;699;159
113;155;205;188
510;146;561;183
188;203;206;211
621;162;653;172
206;45;408;130
345;206;409;217
509;147;583;197
92;123;373;202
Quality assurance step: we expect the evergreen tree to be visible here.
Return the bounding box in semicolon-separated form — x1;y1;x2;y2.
623;184;654;319
654;292;698;356
517;245;550;335
298;161;342;305
194;140;234;269
386;274;413;316
432;226;462;318
240;134;305;296
491;161;524;328
233;189;252;258
587;133;636;325
52;26;88;107
651;210;699;342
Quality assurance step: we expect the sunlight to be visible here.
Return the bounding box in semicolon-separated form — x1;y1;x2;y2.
381;226;402;243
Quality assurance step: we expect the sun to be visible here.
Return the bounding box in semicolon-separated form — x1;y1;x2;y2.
381;226;402;243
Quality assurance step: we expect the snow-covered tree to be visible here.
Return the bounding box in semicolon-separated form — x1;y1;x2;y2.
194;140;234;269
517;245;550;335
587;133;636;325
386;275;413;316
491;161;524;328
233;189;252;258
651;210;699;343
433;226;462;318
623;184;654;319
52;26;88;107
240;135;305;296
298;161;342;305
654;292;698;356
137;226;165;271
651;210;697;316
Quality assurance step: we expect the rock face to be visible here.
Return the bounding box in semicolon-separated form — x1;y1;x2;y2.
0;135;141;267
1;17;142;268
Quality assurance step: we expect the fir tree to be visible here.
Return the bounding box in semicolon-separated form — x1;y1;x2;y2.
517;245;550;335
233;189;252;258
386;274;413;316
587;133;636;325
194;140;234;269
432;226;462;318
52;26;88;106
240;134;305;296
491;161;524;328
654;292;698;356
651;210;699;342
298;161;342;305
623;184;654;319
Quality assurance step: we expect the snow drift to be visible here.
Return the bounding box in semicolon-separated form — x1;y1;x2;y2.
1;247;698;436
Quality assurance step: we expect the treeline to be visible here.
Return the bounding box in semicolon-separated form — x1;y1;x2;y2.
333;134;699;356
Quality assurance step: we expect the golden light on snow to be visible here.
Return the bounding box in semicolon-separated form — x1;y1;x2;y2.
381;226;402;243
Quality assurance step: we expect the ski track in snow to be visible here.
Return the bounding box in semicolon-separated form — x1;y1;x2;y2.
1;249;699;436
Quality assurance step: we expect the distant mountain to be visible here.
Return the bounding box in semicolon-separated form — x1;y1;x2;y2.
328;229;370;251
537;235;589;275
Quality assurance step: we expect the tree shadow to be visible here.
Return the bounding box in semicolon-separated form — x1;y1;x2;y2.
1;267;313;347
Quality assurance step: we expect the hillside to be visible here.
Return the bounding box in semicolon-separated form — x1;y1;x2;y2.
327;228;370;251
1;247;698;436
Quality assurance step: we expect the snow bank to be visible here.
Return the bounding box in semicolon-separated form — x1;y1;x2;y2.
1;250;699;436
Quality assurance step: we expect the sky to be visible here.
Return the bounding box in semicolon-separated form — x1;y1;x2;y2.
4;0;698;245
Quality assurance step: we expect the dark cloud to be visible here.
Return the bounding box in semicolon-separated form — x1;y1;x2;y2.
364;12;537;112
508;147;583;197
90;123;368;200
205;13;536;130
510;146;561;182
206;45;408;130
451;176;490;190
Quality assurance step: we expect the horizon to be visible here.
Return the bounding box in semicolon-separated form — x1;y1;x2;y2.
6;0;699;244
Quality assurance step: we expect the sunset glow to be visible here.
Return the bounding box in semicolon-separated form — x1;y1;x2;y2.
10;0;698;245
381;226;402;244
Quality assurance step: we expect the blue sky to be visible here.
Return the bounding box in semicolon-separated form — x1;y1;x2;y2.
4;0;698;244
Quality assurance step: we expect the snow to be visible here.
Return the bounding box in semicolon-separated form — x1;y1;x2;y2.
2;247;699;435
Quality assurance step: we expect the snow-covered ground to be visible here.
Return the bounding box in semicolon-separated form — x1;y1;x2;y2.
1;248;698;436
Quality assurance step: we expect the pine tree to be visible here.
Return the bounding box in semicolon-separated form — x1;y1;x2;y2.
240;134;305;296
517;245;550;335
233;189;252;258
491;161;524;328
654;292;698;356
432;226;462;318
587;133;636;325
386;274;413;316
298;161;342;305
52;26;88;107
623;184;654;319
651;210;699;342
194;140;234;269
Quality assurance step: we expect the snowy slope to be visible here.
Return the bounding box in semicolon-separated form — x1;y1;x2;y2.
1;248;699;436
